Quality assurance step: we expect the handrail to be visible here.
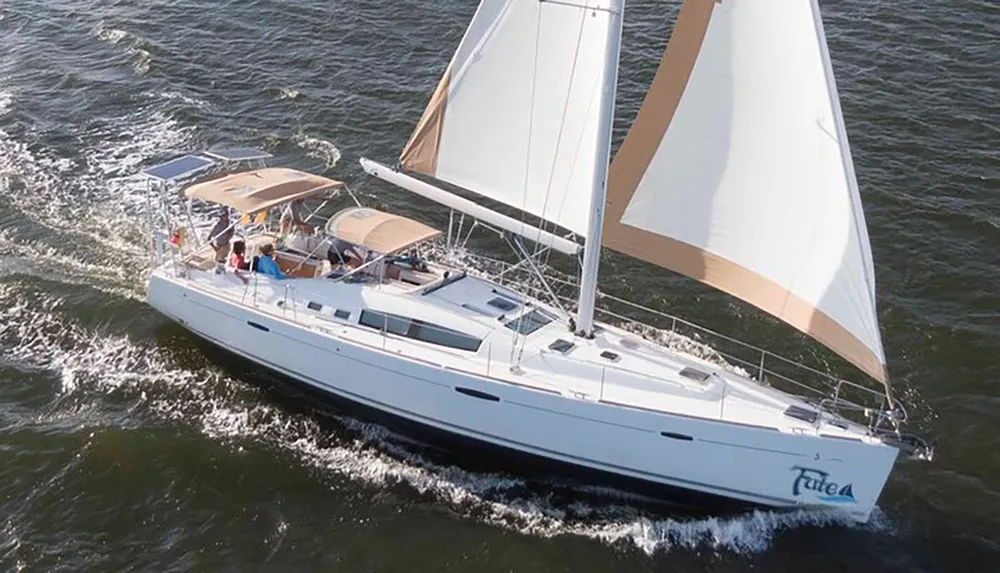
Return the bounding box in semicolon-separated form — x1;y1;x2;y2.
172;236;896;433
443;249;892;413
175;265;896;434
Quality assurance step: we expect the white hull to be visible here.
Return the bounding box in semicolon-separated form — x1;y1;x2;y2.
148;269;899;522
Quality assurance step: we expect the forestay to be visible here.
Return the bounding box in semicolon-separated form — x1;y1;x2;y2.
400;0;618;237
604;0;889;385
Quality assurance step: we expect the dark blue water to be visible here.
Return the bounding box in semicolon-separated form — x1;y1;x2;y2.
1;0;998;571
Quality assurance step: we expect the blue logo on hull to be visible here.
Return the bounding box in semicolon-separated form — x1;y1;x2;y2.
791;466;855;504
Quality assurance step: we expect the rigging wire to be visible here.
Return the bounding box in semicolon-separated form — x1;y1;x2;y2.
514;0;594;363
533;0;594;269
510;2;546;365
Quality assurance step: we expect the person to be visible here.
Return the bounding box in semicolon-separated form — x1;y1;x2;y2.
326;237;363;268
208;209;234;268
279;199;315;237
228;240;249;284
256;243;286;280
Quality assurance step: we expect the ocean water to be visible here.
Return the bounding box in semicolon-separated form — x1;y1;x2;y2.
1;0;998;571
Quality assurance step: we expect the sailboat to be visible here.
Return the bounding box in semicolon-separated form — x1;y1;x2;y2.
358;0;933;518
142;0;930;524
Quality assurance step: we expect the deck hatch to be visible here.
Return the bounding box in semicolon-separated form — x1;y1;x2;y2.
487;297;518;312
334;309;351;320
679;367;711;382
491;288;521;303
548;339;575;353
600;350;620;362
307;301;323;312
784;405;819;424
504;309;553;335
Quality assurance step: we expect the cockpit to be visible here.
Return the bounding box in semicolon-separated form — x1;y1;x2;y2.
142;149;445;288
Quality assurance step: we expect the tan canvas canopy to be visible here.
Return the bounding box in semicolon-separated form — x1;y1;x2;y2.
325;207;440;254
184;168;342;214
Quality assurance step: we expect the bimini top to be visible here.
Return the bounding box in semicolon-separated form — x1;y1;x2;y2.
184;168;342;214
325;207;440;254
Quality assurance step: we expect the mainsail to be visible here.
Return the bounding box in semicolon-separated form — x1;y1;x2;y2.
400;0;619;237
604;0;889;384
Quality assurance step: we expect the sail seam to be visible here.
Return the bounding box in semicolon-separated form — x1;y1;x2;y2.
539;0;619;14
539;0;593;247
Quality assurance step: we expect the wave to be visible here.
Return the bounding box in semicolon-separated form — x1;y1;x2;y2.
0;518;24;572
94;25;131;46
276;87;300;101
294;133;341;170
0;87;11;117
0;99;193;263
147;90;212;111
92;21;152;76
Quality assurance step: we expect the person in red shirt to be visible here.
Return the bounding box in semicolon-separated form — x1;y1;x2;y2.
228;240;249;284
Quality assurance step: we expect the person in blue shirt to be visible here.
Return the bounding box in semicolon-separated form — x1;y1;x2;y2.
256;243;286;280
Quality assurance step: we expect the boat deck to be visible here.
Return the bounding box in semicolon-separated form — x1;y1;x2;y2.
167;258;878;443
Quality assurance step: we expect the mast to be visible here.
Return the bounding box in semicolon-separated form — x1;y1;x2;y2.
575;0;625;337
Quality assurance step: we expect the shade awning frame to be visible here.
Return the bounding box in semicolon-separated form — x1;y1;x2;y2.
325;207;441;254
183;167;343;214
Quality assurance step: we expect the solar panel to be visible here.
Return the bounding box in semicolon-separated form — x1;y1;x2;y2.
204;147;273;162
141;155;215;182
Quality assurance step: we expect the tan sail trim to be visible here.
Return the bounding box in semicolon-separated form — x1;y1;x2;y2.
603;0;889;385
605;0;719;213
400;65;452;175
609;231;888;384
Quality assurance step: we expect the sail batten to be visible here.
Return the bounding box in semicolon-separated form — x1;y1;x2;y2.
605;0;889;384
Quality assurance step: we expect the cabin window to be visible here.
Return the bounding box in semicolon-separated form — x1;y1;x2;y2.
359;310;409;336
409;320;482;352
359;310;482;352
504;309;553;335
334;309;351;320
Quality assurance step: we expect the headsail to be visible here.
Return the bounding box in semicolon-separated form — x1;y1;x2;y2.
401;0;619;237
604;0;889;384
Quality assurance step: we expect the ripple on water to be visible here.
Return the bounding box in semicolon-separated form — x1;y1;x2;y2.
293;132;342;170
92;20;152;76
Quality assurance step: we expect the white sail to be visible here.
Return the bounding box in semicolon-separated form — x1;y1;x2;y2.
605;0;889;384
400;0;618;237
